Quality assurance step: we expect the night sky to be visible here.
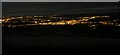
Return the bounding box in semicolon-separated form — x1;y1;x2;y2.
2;2;120;16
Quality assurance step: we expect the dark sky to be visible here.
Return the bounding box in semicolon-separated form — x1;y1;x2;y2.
1;0;120;2
2;2;120;16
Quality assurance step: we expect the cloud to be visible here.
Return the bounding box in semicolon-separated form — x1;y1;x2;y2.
2;2;120;16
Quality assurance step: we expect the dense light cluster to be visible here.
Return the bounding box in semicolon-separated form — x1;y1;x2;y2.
1;15;120;28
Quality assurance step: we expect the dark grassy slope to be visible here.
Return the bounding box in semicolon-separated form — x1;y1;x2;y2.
3;36;120;53
2;25;120;54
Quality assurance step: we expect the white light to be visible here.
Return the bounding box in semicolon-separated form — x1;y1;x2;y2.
91;17;95;19
118;24;120;26
0;19;2;21
0;19;2;23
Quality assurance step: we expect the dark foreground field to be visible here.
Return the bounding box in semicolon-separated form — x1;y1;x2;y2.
2;26;120;54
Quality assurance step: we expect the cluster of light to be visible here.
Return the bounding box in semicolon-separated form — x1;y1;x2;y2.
2;18;12;22
0;19;2;23
1;15;120;28
79;19;89;21
99;21;116;25
94;16;110;18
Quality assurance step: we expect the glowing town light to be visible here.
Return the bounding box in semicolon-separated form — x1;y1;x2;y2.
84;17;89;18
81;22;85;24
104;16;110;17
34;16;39;17
111;23;114;25
92;25;96;27
91;17;95;19
118;24;120;26
0;19;2;22
90;22;93;23
0;19;2;24
34;21;38;23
